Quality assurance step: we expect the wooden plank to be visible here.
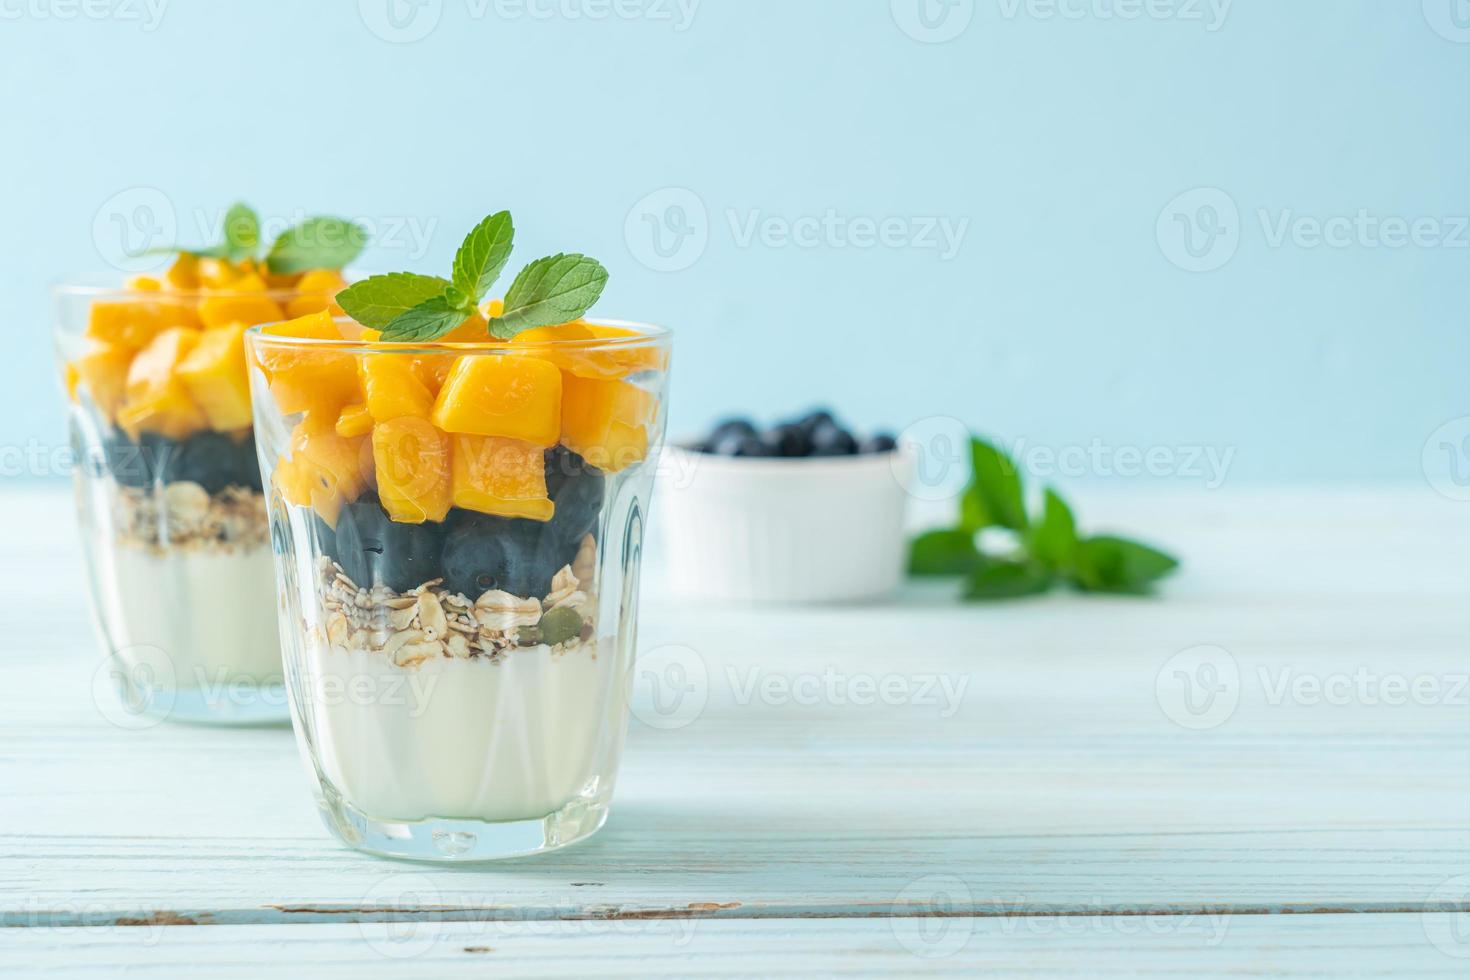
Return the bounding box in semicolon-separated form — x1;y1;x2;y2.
2;488;1468;928
4;914;1469;977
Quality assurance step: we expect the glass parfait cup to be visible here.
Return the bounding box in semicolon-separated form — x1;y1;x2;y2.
55;265;350;725
245;314;671;861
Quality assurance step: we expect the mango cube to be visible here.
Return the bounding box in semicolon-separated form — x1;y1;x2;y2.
198;273;285;330
360;353;434;422
73;343;134;420
279;417;371;527
431;355;561;447
175;322;252;431
450;435;553;522
285;269;347;319
335;403;374;439
255;311;359;417
373;417;452;524
560;375;656;472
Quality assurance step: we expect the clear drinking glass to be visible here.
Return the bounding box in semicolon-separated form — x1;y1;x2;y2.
246;318;671;860
55;273;343;724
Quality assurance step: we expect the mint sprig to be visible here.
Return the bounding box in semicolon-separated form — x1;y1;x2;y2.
336;210;608;342
147;202;366;274
908;435;1179;599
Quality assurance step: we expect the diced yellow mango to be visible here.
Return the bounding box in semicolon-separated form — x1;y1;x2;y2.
175;322;252;431
198;273;285;329
72;344;133;419
360;354;434;422
430;355;561;447
285;269;347;319
335;403;374;438
450;434;553;522
63;363;80;402
86;299;195;350
118;329;208;440
197;258;245;289
255;311;360;417
164;253;198;291
560;375;656;472
126;275;161;292
373;417;452;524
278;417;372;527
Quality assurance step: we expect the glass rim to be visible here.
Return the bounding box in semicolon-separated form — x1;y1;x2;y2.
244;315;672;355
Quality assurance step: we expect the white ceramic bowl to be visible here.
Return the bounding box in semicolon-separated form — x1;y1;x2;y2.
656;445;910;602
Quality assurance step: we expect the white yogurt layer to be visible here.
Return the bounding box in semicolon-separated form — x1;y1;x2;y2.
303;641;616;823
99;544;283;689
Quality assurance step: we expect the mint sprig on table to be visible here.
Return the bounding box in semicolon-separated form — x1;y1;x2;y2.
336;210;609;342
150;202;367;273
910;437;1180;599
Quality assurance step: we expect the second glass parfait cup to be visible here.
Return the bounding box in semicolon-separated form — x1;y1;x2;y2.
246;311;671;861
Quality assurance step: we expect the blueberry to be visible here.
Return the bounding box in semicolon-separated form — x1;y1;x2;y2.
102;429;166;487
234;431;264;492
710;431;751;456
165;431;242;494
544;447;605;546
333;497;446;592
860;433;898;454
759;424;809;458
709;418;756;444
731;435;772;457
794;409;836;436
441;511;554;599
809;422;857;456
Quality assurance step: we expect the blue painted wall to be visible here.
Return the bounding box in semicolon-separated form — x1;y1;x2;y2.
3;0;1466;486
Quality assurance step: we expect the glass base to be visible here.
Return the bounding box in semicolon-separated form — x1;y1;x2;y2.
317;791;610;863
104;667;290;728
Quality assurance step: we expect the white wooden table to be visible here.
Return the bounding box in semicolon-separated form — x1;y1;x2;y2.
3;486;1468;977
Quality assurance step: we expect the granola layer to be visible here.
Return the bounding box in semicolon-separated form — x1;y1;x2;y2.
113;482;269;554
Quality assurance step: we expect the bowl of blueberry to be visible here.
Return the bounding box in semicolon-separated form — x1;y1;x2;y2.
658;409;909;602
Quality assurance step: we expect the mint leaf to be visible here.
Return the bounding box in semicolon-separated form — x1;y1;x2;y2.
1070;536;1179;594
965;437;1027;531
964;561;1052;600
1028;488;1078;572
222;202;260;261
379;295;471;342
487;253;608;338
452;211;513;307
267;217;368;275
909;529;982;577
337;273;452;330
